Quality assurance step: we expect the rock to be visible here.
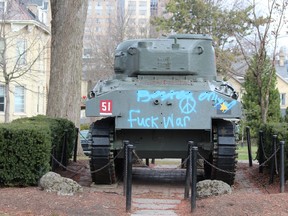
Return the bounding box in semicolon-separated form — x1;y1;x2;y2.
196;180;232;198
39;172;83;196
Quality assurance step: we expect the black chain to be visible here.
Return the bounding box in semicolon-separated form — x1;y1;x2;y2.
51;148;123;175
197;147;280;175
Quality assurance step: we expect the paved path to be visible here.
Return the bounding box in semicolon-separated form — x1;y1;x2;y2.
75;159;262;215
131;198;181;216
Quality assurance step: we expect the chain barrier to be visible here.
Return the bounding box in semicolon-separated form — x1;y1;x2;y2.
258;147;280;168
197;152;236;175
89;149;123;174
131;150;149;168
51;153;87;174
51;148;124;175
52;135;281;177
197;147;280;176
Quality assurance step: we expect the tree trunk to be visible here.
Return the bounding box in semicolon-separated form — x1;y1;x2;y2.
47;0;88;154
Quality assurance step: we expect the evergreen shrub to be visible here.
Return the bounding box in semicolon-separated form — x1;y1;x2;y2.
257;123;288;178
13;115;77;169
0;123;51;186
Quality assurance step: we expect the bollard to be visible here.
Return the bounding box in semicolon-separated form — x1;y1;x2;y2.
246;126;253;167
269;135;277;184
258;131;264;173
126;144;133;212
61;129;68;170
280;141;285;193
123;140;129;196
191;146;198;212
184;141;193;199
73;127;79;162
146;158;149;166
51;146;56;171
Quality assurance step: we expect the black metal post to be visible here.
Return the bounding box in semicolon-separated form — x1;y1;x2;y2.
123;140;129;196
146;158;149;166
73;127;79;162
61;129;68;170
151;158;155;164
191;146;198;212
269;135;277;184
246;126;253;167
258;131;264;173
184;141;193;199
279;141;285;193
126;144;133;212
51;146;56;171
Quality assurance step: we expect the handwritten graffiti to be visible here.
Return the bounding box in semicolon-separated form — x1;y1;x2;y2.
198;92;237;113
128;110;159;128
128;90;238;128
128;110;191;129
163;114;191;128
137;90;196;114
179;97;197;114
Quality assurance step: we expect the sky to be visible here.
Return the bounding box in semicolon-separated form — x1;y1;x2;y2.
222;0;288;51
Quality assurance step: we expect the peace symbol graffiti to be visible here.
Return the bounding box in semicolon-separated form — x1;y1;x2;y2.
179;96;196;114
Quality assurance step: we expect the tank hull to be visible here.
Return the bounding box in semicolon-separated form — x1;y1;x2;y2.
86;34;241;185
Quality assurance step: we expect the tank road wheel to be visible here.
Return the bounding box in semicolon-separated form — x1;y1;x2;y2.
89;118;117;184
211;120;237;185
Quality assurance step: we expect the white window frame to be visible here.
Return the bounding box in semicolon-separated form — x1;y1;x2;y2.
16;39;27;65
0;85;5;112
280;93;286;106
14;86;25;113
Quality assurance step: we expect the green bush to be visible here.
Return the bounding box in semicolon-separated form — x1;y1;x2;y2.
0;115;77;186
13;115;77;170
257;123;288;178
0;123;51;186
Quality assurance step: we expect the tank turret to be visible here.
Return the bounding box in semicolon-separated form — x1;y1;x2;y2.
114;34;216;79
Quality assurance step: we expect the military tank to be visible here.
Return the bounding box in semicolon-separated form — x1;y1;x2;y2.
85;34;242;185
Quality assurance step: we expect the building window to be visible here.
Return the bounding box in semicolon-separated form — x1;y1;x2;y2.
139;1;146;7
128;1;136;15
0;1;5;12
14;86;25;113
280;93;286;106
139;9;147;16
16;39;27;65
0;85;4;112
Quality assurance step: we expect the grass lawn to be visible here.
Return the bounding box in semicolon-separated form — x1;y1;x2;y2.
237;144;257;161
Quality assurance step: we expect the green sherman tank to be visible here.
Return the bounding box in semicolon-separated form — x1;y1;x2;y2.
85;34;242;185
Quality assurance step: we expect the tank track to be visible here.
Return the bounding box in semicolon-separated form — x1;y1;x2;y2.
211;120;237;185
89;118;117;184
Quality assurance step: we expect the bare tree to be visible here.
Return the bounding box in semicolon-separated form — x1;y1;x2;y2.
47;0;88;154
0;0;50;123
83;10;150;90
235;0;288;123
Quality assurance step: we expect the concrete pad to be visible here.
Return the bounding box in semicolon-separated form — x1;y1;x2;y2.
133;203;176;210
131;210;178;216
134;198;181;204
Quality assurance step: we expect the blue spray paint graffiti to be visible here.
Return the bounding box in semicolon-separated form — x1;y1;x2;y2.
198;92;237;113
137;90;196;114
163;114;191;128
128;110;159;128
128;90;238;128
128;110;191;129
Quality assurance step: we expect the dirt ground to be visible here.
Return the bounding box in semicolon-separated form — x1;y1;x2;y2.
0;160;287;216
